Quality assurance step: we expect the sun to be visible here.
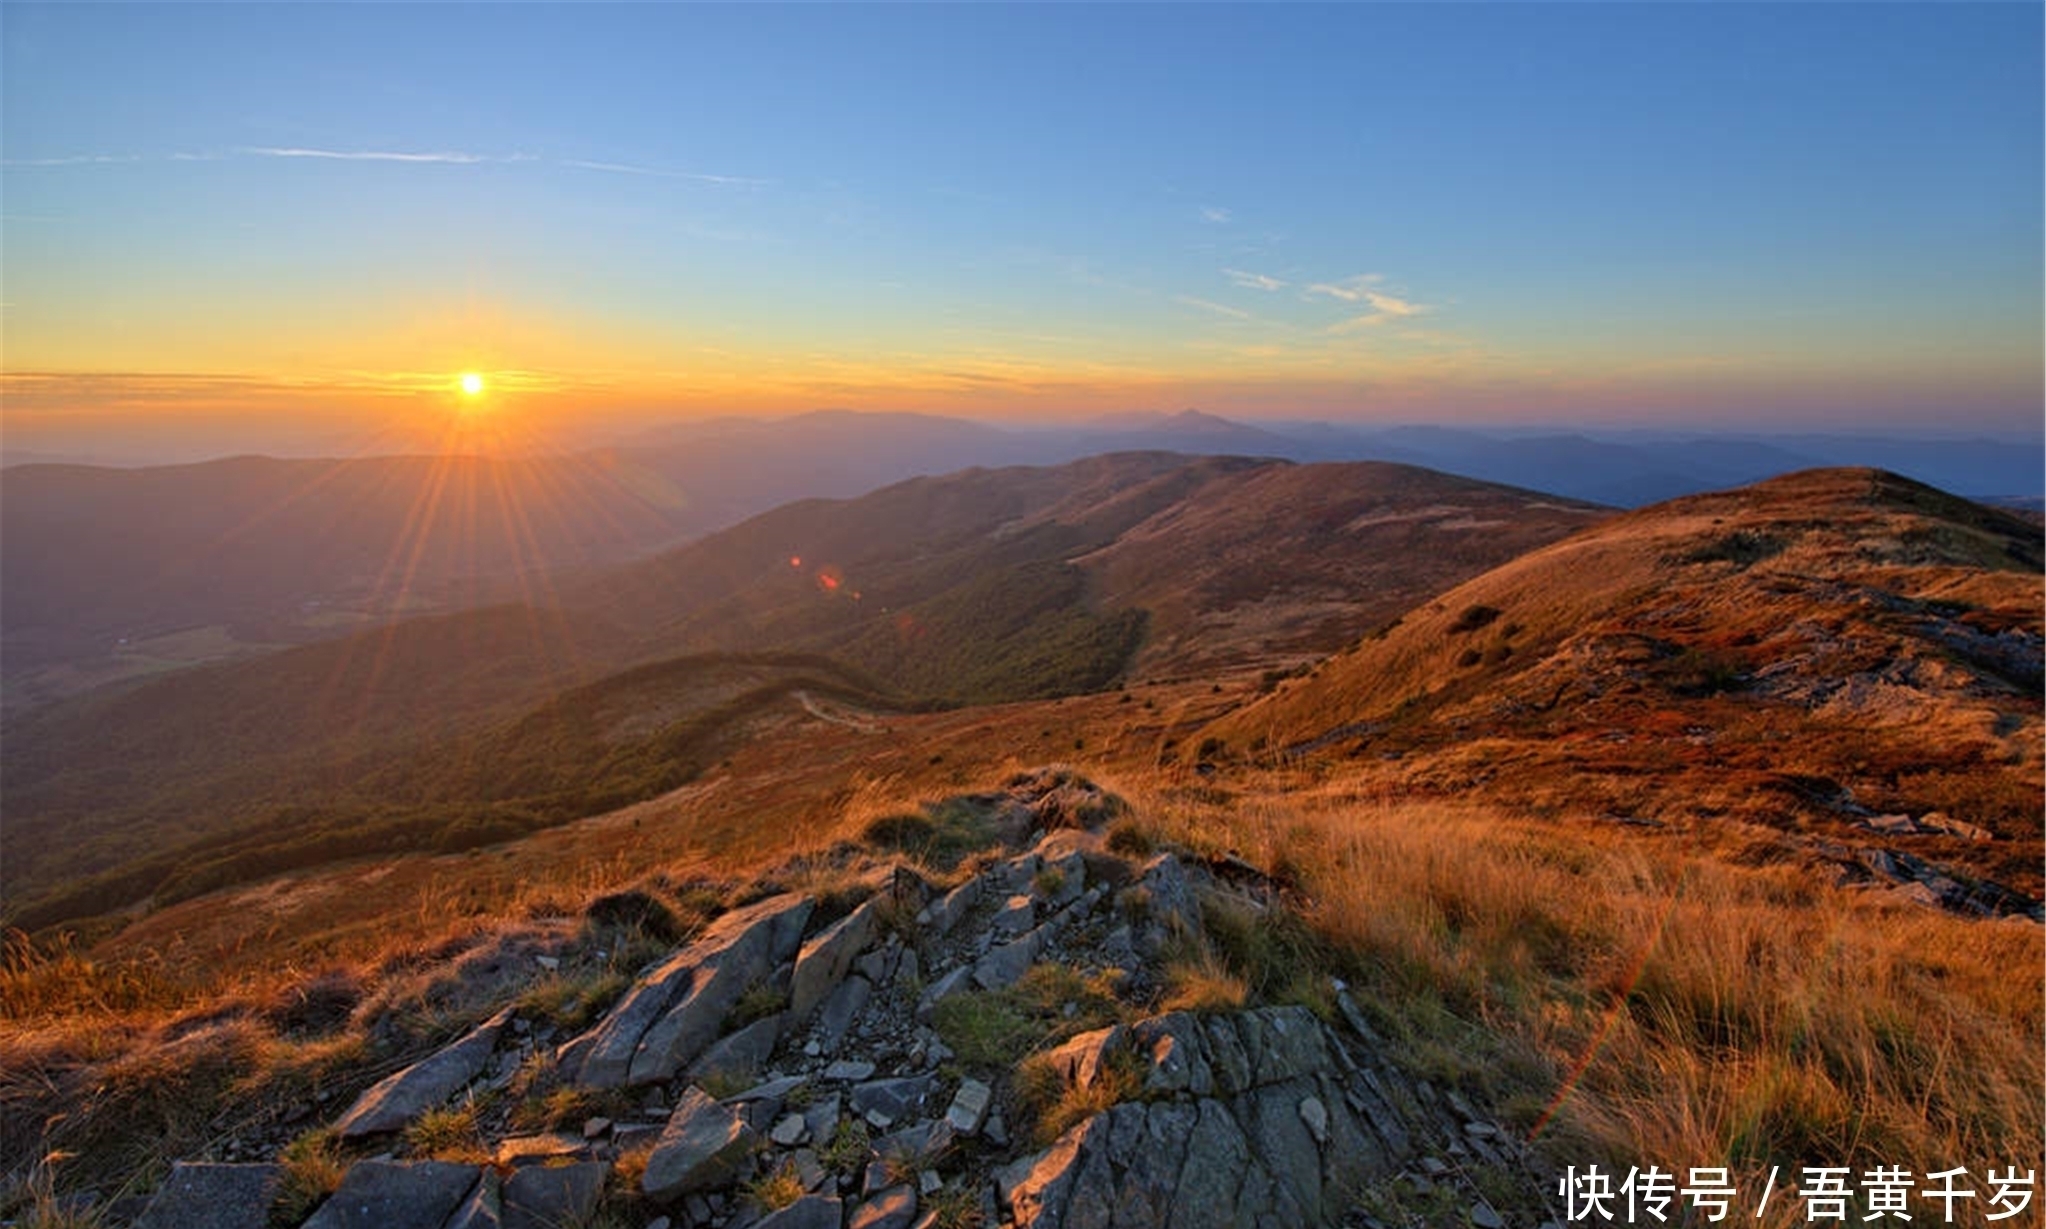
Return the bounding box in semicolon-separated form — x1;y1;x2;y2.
458;371;486;397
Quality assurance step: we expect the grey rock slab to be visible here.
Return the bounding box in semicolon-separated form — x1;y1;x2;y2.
992;895;1036;937
503;1162;608;1229
772;1113;810;1146
944;1078;992;1135
1471;1201;1506;1229
792;898;881;1023
757;1194;845;1229
442;1167;504;1229
855;946;897;986
823;1059;876;1082
815;975;873;1052
644;1086;761;1203
925;878;980;937
914;967;974;1023
804;1093;843;1143
301;1161;483;1229
731;1075;809;1103
574;892;813;1088
691;1012;787;1083
849;1185;918;1229
970;930;1041;991
132;1162;282;1229
849;1076;934;1128
333;1007;513;1137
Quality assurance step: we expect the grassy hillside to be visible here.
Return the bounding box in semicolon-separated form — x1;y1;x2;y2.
6;453;1598;923
1207;468;2044;898
8;651;909;933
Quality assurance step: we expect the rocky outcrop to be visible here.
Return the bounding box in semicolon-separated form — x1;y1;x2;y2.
998;1008;1405;1228
332;1008;514;1138
142;769;1539;1229
559;892;815;1088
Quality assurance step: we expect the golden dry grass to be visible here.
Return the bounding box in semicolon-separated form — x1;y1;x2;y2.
1107;762;2044;1225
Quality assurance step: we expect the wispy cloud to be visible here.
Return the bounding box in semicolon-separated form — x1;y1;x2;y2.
1223;268;1286;292
0;154;149;167
1304;274;1384;302
1199;205;1232;223
239;146;531;165
558;159;770;187
6;147;767;186
1176;295;1252;320
1329;290;1427;332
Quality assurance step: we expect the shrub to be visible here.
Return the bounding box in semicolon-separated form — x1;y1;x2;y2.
1447;604;1503;634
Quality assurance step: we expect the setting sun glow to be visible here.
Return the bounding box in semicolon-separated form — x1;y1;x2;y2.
459;372;485;397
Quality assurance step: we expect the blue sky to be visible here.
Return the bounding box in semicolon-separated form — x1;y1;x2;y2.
3;3;2040;449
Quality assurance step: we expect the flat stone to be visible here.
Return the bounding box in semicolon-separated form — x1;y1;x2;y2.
644;1086;760;1203
849;1076;934;1128
757;1194;845;1229
792;898;881;1024
914;967;974;1022
971;930;1041;991
791;1149;828;1192
804;1094;843;1143
1043;1025;1126;1090
302;1161;483;1229
691;1012;786;1083
823;1059;876;1082
503;1162;608;1229
582;1116;613;1140
334;1008;513;1137
945;1079;992;1136
849;1185;918;1229
493;1133;589;1167
772;1113;809;1146
855;946;897;986
925;878;980;937
992;895;1036;937
566;893;813;1088
816;976;873;1052
1471;1201;1505;1229
730;1075;808;1103
132;1162;282;1229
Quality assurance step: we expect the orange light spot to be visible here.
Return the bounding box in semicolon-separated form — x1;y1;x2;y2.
789;555;802;568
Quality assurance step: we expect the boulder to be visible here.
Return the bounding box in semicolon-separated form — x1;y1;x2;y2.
643;1086;760;1203
792;898;881;1023
564;893;812;1088
758;1194;846;1229
132;1162;281;1229
333;1007;513;1138
503;1162;607;1229
301;1161;483;1229
945;1078;993;1136
850;1185;918;1229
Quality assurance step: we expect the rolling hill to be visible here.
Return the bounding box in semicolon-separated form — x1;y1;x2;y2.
1206;467;2044;904
1;453;1603;929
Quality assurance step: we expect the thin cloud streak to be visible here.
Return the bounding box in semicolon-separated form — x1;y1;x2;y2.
239;146;531;164
1304;274;1385;302
1224;268;1286;292
1199;205;1232;223
1177;295;1252;320
559;159;770;187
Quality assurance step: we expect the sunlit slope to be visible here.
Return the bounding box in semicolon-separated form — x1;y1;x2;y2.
1071;459;1606;674
1207;468;2043;890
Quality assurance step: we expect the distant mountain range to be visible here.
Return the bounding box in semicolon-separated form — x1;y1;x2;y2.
4;409;2037;707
